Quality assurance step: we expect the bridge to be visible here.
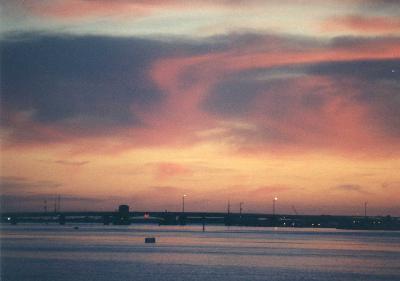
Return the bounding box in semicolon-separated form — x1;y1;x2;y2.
2;207;399;230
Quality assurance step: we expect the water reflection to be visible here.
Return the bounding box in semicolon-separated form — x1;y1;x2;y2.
2;224;400;281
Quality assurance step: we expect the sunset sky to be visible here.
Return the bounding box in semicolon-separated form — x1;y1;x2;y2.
1;0;399;215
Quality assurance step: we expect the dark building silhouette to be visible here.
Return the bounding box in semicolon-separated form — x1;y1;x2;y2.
113;205;130;225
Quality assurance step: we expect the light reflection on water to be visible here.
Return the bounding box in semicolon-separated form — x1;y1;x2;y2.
1;224;400;281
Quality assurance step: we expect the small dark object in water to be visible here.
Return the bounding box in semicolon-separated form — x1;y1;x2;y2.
145;237;156;243
74;226;79;230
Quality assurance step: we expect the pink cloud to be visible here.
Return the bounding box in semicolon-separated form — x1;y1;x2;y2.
322;15;400;33
155;162;192;180
20;0;169;19
18;0;252;20
146;36;400;156
3;33;400;158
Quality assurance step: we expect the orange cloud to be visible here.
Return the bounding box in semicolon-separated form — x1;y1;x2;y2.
252;185;294;196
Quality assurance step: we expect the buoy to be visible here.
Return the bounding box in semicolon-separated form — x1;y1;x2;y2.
145;237;156;243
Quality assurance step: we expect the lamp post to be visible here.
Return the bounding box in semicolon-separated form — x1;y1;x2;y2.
272;196;278;216
182;194;187;213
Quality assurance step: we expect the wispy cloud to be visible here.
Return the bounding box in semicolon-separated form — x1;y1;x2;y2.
0;176;61;193
322;15;400;34
0;193;109;212
55;160;89;166
381;181;400;190
332;184;370;194
251;185;295;195
154;162;192;180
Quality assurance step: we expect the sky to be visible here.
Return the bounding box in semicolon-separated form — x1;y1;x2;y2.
1;0;399;215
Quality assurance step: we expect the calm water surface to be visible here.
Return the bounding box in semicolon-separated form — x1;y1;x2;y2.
1;224;400;281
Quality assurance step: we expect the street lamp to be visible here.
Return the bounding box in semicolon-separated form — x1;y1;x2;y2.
272;196;278;216
182;194;187;213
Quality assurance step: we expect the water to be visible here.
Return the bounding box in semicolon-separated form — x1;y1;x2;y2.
1;224;400;281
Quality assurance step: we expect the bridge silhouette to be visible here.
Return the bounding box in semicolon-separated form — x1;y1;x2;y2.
2;206;399;230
